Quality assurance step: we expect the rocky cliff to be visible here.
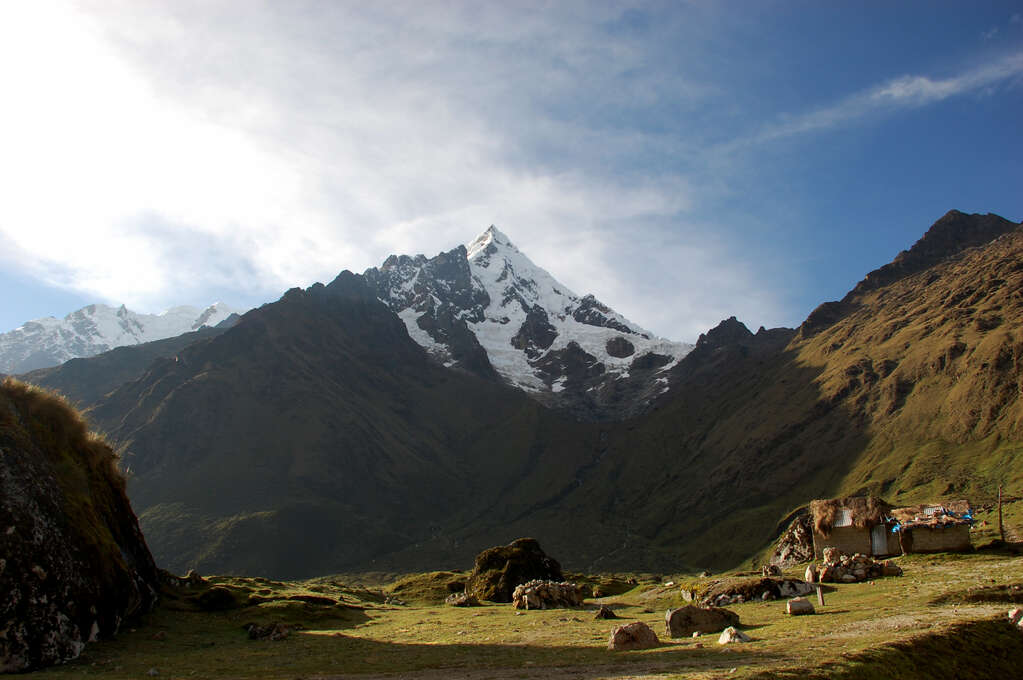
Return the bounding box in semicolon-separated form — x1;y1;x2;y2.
0;379;159;672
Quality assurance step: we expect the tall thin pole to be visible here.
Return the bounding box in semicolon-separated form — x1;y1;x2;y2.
998;485;1005;543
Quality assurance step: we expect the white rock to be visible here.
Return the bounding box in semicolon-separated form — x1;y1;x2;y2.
717;626;751;644
786;597;815;616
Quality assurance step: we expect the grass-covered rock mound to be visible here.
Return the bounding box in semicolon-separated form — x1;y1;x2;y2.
464;538;562;602
0;379;159;672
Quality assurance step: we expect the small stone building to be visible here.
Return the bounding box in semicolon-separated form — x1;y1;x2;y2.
810;496;973;558
809;496;899;558
889;500;973;553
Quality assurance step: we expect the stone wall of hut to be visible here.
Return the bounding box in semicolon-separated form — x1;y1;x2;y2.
905;525;971;552
812;526;872;558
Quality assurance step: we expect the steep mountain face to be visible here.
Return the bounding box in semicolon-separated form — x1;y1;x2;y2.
0;302;239;374
364;227;692;421
87;273;599;578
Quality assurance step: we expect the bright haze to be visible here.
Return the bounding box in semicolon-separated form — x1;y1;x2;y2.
1;1;1020;343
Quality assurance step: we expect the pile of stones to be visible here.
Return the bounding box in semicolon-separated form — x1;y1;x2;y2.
511;580;585;610
812;547;902;583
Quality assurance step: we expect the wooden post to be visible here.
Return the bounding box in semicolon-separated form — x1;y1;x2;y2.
816;584;825;607
998;485;1005;543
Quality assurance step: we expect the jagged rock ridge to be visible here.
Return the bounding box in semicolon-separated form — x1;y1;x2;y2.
364;226;692;420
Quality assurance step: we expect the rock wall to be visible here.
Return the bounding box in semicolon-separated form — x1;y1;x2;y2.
0;379;159;672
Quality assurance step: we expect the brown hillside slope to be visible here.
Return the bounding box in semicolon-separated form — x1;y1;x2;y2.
551;213;1023;569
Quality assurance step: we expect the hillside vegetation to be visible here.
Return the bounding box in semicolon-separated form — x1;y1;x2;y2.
24;211;1023;577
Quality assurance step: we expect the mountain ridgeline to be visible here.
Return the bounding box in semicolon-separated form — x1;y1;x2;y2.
24;210;1023;577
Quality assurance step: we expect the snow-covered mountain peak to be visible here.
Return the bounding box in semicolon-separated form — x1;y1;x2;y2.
0;302;242;374
364;226;693;420
466;225;517;260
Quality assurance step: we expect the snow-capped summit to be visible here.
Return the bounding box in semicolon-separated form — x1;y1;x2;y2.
365;226;692;420
0;302;241;374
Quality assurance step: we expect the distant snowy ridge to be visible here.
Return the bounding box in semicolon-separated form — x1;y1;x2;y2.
0;302;239;374
364;226;693;419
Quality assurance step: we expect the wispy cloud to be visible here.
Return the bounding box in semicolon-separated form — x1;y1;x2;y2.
724;51;1023;151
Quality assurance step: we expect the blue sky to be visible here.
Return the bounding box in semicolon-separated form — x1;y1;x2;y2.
0;1;1020;342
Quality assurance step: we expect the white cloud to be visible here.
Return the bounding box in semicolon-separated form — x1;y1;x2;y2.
727;51;1023;151
1;2;1017;342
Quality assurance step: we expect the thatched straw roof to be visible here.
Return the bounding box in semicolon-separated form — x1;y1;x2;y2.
809;496;892;537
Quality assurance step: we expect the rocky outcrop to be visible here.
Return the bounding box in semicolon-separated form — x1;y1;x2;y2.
817;550;902;583
464;538;562;603
0;379;159;672
697;577;816;607
664;605;739;638
511;580;585;610
605;337;636;359
608;621;659;651
769;514;815;567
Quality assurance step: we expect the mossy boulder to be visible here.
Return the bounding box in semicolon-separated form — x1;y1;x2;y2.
385;571;466;605
464;538;562;602
0;379;159;672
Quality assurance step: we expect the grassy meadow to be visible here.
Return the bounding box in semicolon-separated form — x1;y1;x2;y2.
27;504;1023;680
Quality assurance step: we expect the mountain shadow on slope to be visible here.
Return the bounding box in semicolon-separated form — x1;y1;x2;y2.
87;271;598;578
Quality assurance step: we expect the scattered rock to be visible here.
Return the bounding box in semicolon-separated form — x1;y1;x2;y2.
769;515;815;567
717;626;751;644
805;564;818;583
786;597;815;615
664;605;740;638
761;564;781;577
608;621;659;651
512;580;585;610
245;622;298;641
464;538;562;603
594;605;618;620
815;551;902;583
445;593;480;607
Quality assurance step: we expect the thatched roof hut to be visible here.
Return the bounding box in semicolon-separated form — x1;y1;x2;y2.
809;496;892;537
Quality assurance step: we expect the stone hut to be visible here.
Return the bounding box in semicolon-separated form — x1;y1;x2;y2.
810;496;899;558
888;500;973;553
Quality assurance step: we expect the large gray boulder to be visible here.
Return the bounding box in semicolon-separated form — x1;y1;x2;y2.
0;379;159;672
664;605;740;638
608;621;659;651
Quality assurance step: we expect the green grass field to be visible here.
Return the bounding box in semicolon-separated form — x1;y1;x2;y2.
30;504;1023;680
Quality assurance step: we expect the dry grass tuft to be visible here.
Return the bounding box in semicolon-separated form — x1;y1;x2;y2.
0;377;123;486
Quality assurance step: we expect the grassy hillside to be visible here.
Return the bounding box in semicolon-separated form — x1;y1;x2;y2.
24;506;1023;679
562;215;1023;569
30;211;1023;578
